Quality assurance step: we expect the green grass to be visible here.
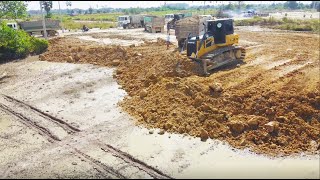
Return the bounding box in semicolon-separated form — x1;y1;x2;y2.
38;15;116;30
141;9;218;17
235;16;320;33
71;13;123;22
62;20;115;30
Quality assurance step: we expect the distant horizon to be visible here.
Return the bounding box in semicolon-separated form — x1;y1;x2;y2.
27;1;312;11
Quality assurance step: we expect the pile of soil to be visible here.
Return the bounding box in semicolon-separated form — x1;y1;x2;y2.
41;31;320;156
41;37;196;96
176;15;203;26
41;37;128;66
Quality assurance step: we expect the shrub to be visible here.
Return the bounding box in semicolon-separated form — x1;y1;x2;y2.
30;37;48;55
235;17;320;33
0;22;48;62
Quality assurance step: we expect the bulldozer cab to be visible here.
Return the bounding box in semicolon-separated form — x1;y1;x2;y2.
207;19;234;44
185;18;245;75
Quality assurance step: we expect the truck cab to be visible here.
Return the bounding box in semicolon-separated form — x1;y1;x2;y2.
243;10;256;17
118;15;130;28
6;23;19;30
165;14;174;23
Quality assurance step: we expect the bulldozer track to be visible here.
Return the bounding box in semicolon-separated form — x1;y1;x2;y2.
191;46;246;75
100;144;173;179
203;45;246;60
73;148;127;179
0;94;81;142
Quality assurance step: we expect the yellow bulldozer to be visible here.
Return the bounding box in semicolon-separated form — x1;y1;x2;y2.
185;18;246;75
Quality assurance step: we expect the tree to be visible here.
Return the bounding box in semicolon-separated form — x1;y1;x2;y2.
66;1;72;7
225;2;235;10
0;1;28;19
77;9;82;14
238;1;243;10
246;4;254;10
285;1;298;9
88;7;93;14
310;1;320;11
297;3;305;9
41;1;52;18
66;1;72;14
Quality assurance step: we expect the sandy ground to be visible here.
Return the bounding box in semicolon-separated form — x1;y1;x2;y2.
0;27;319;179
269;11;320;20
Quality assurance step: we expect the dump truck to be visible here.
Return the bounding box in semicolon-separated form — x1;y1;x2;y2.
18;19;60;36
243;10;257;17
118;15;144;29
144;16;165;33
165;14;174;24
6;22;19;30
167;12;192;30
175;15;212;49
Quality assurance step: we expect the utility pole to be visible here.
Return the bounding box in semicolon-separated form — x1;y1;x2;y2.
40;1;47;39
204;1;206;15
58;1;64;33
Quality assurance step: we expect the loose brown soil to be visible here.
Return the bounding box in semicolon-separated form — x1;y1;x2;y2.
40;29;320;157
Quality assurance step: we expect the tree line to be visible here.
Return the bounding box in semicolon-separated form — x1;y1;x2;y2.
1;1;319;20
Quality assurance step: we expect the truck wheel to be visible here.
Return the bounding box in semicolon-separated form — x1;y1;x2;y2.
49;30;56;36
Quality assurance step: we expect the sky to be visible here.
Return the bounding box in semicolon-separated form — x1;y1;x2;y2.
27;1;312;11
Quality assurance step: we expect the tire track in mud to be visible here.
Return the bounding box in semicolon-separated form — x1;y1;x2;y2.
0;94;172;179
100;144;173;179
0;94;80;142
72;143;173;179
2;94;80;134
0;103;60;143
73;148;126;179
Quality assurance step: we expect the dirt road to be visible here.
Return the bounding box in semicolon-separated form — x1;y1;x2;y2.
0;27;319;178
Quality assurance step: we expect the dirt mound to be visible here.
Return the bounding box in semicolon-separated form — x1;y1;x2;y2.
118;31;320;156
41;38;128;66
42;37;198;96
176;15;203;26
41;31;320;156
120;76;320;156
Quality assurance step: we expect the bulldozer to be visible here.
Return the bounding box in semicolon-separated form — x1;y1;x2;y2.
185;18;246;75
